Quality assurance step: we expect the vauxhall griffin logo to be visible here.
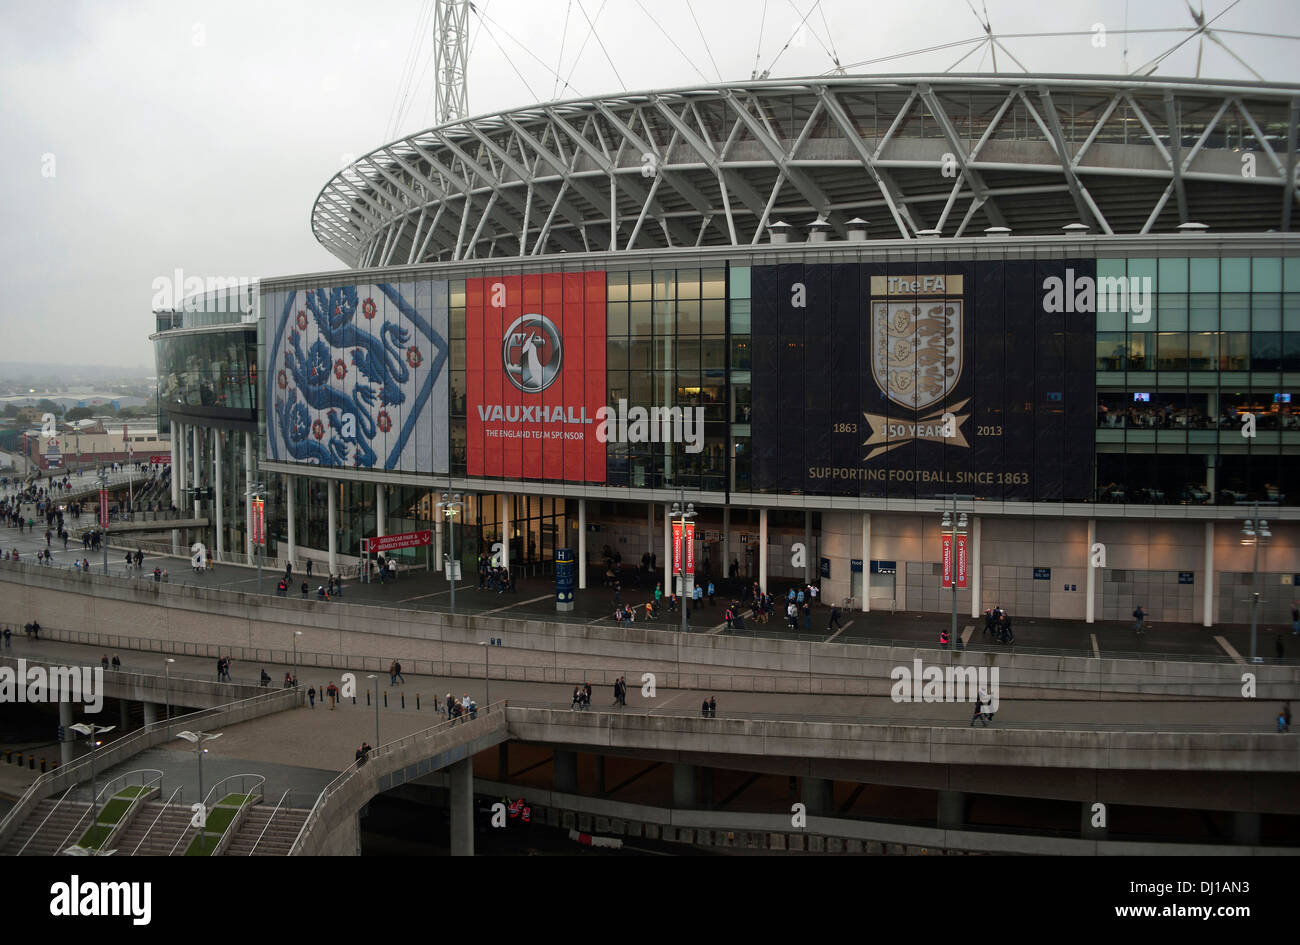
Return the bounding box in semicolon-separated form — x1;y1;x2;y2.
502;314;562;393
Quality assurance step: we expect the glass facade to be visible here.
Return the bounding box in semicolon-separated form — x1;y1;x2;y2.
155;328;259;414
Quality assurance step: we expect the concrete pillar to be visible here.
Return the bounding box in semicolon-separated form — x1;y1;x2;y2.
142;702;158;726
800;777;832;816
244;432;254;557
937;790;966;829
1085;518;1097;625
803;510;812;583
191;425;201;494
553;749;577;794
646;502;654;557
327;483;338;576
448;757;474;856
497;743;509;780
170;421;180;554
119;700;130;732
58;700;74;765
285;474;296;568
594;755;606;795
758;508;768;593
970;516;982;618
862;512;871;613
672;763;696;809
663;504;671;590
577;499;587;590
213;428;224;560
722;506;730;580
500;493;510;570
1081;801;1109;840
1232;811;1260;846
434;514;444;571
1203;521;1215;628
376;483;386;537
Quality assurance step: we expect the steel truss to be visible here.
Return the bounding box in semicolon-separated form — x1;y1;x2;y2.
310;74;1300;267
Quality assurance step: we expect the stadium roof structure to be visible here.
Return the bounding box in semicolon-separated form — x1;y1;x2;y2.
311;73;1300;268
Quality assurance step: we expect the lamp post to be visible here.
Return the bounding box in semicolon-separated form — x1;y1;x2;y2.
292;630;302;698
670;495;697;634
245;481;266;595
164;657;175;722
439;492;463;615
68;722;115;840
97;464;109;575
478;640;489;706
937;494;974;649
1241;508;1272;663
367;674;380;747
176;730;222;854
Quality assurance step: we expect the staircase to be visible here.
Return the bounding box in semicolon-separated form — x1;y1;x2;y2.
114;801;195;856
224;806;311;856
1;799;92;856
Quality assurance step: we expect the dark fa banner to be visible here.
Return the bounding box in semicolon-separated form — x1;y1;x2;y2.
749;261;1096;501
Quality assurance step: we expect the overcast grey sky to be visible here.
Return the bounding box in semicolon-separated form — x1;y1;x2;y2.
1;0;1297;369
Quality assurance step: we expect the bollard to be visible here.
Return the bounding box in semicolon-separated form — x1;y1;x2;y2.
416;694;420;711
383;692;388;708
352;695;356;706
4;750;10;764
40;759;46;773
29;755;34;770
401;692;405;709
366;691;370;707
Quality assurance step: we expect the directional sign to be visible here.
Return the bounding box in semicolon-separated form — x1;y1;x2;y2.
366;530;432;555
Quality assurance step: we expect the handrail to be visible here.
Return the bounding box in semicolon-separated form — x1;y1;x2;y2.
131;786;184;856
0;687;296;849
14;784;76;857
289;700;508;855
179;774;264;857
56;768;163;854
248;789;293;856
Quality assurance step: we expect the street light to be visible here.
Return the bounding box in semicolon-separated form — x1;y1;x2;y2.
1241;510;1272;663
291;630;302;697
438;493;464;615
937;494;974;650
670;496;697;635
68;722;116;843
176;730;222;854
366;674;380;747
96;465;110;575
245;481;267;595
164;658;175;722
478;640;489;706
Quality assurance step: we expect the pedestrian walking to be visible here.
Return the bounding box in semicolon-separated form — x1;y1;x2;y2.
327;681;338;709
306;559;313;578
1132;605;1146;634
308;686;316;708
827;605;842;632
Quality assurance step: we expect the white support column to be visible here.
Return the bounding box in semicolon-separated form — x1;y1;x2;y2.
759;508;769;593
647;502;654;557
285;474;296;568
191;425;201;494
244;432;254;557
1203;521;1215;628
170;421;180;554
434;514;444;571
328;482;338;576
578;499;587;590
176;423;187;510
500;493;510;570
1085;519;1097;624
376;483;387;537
861;512;871;613
212;428;223;561
663;504;671;588
804;510;812;583
970;516;982;618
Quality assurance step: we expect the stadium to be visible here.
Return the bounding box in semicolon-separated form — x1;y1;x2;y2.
152;70;1300;629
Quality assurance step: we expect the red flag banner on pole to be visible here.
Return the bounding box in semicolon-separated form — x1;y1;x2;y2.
955;534;969;589
941;534;953;589
672;521;683;575
251;497;265;545
684;522;695;574
99;489;109;528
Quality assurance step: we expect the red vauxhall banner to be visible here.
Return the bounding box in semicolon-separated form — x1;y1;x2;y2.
466;271;607;483
99;489;108;528
685;521;695;574
673;521;696;574
955;534;969;589
251;497;265;546
941;534;953;589
366;530;432;555
149;454;171;465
